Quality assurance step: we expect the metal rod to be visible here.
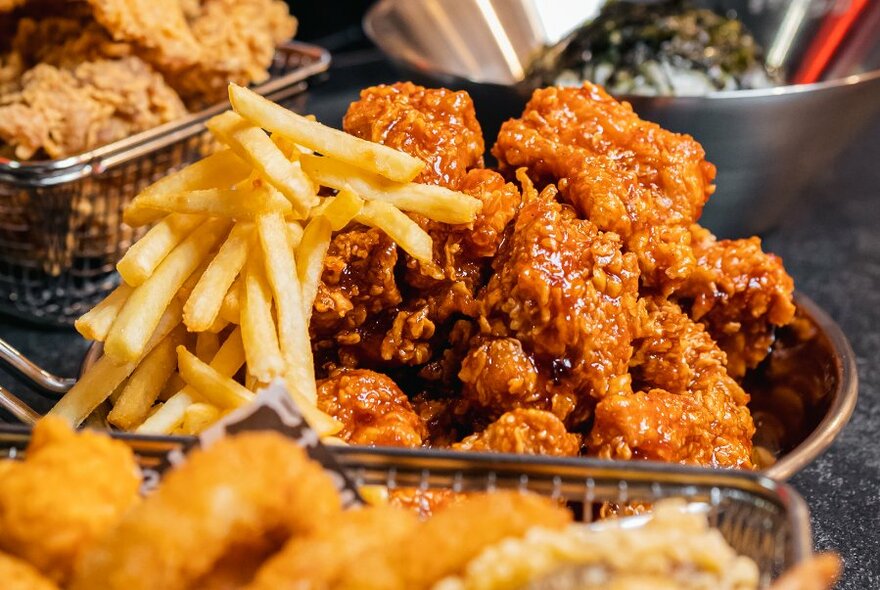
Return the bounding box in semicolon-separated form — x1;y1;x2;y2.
0;384;39;425
0;338;76;395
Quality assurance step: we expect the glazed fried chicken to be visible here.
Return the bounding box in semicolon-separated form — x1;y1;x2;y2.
0;417;141;584
675;225;796;377
454;408;581;456
468;181;641;426
493;83;715;293
589;297;754;468
317;369;427;447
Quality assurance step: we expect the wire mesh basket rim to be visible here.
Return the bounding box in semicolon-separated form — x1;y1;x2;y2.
0;41;331;187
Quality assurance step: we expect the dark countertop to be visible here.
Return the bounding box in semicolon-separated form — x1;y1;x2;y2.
1;53;878;587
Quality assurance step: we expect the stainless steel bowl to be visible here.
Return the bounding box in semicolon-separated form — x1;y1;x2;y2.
364;0;880;237
70;294;856;480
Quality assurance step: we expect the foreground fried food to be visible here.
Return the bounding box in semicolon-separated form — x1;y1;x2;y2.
493;83;715;293
337;491;572;590
0;417;140;585
0;552;58;590
70;433;342;590
589;297;754;468
454;409;581;457
246;506;419;590
317;369;427;447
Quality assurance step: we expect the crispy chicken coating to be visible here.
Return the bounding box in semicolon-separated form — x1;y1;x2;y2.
0;552;58;590
337;491;572;590
454;409;582;457
589;297;754;468
493;83;715;292
474;181;641;425
0;417;140;584
316;369;427;447
343;82;484;189
386;488;466;519
676;225;796;377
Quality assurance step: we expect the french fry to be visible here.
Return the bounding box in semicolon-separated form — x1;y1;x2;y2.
74;283;133;341
105;217;231;362
241;245;285;381
158;372;185;401
228;83;425;183
176;257;212;305
135;391;194;435
205;316;229;333
286;221;304;248
134;186;292;219
184;222;251;331
50;299;183;426
178;403;221;435
195;331;220;363
357;200;434;265
177;346;253;409
117;214;204;286
256;213;317;403
299;154;481;224
295;216;332;322
288;389;343;437
107;326;184;430
313;186;363;230
125;149;250;227
206;111;317;216
218;277;242;324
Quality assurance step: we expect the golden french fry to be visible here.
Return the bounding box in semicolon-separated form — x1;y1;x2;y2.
105;217;231;362
195;331;220;363
184;222;251;331
256;213;317;403
286;221;304;248
314;186;363;231
218;277;242;325
205;317;229;333
158;372;186;402
117;213;204;286
135;391;194;435
357;200;434;265
295;216;332;322
228;83;425;183
125;149;250;227
74;283;133;342
50;300;183;426
107;326;184;430
176;257;212;306
290;389;343;437
134;186;292;219
177;346;253;409
241;245;285;381
206;111;317;216
299;154;481;224
178;403;221;435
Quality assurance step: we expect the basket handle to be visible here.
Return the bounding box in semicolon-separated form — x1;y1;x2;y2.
0;338;75;396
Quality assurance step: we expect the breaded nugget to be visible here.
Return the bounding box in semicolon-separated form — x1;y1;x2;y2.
0;417;140;585
0;552;59;590
70;432;342;590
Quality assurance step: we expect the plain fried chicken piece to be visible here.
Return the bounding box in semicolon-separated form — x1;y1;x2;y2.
676;225;796;378
454;409;582;456
589;297;755;468
493;83;715;292
0;552;58;590
343;82;485;189
317;369;428;447
476;183;642;425
0;57;186;159
0;417;140;584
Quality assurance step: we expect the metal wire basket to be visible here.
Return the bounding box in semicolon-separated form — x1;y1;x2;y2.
0;42;330;325
0;426;812;588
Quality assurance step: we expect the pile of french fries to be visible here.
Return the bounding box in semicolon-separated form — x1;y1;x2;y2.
49;83;481;437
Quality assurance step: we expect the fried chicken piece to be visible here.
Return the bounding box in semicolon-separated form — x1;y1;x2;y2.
675;225;796;377
386;488;466;519
0;57;186;159
0;417;140;584
0;552;58;590
246;506;419;590
474;181;641;425
71;433;342;590
316;369;427;447
337;491;572;590
343;82;484;189
454;409;582;457
493;83;715;292
589;297;754;468
8;17;132;70
0;0;25;12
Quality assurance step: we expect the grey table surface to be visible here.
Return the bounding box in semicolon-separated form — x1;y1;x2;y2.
1;53;878;586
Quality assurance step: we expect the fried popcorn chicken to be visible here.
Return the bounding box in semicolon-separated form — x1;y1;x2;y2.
675;225;796;377
317;369;428;447
70;432;342;590
386;488;466;519
0;552;58;590
589;297;754;468
0;417;140;584
493;83;715;292
474;181;642;425
454;409;582;456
